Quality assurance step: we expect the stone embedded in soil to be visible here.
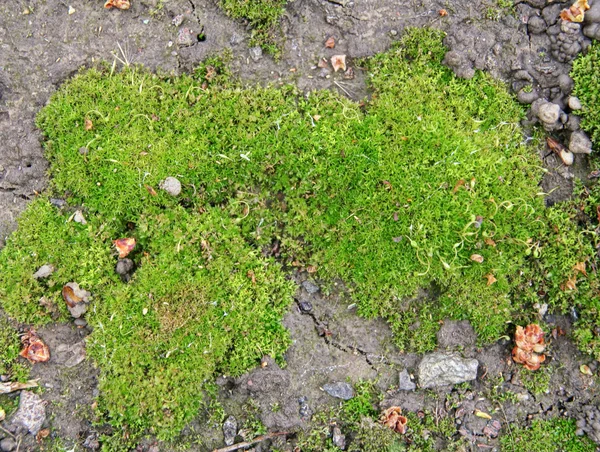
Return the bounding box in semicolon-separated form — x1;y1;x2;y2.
159;176;181;196
568;96;582;111
176;28;195;48
223;415;237;446
418;353;478;388
298;396;312;420
67;301;87;319
569;131;593;154
74;318;87;328
323;382;354;400
249;46;263;62
332;426;346;449
83;433;100;450
33;264;55;280
298;301;313;313
0;438;16;452
436;320;476;349
10;390;45;435
398;369;416;391
301;280;319;294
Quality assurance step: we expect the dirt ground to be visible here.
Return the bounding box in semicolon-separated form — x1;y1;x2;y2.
1;0;599;450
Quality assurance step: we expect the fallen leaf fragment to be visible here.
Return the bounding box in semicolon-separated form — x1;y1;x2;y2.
104;0;131;9
247;269;256;285
564;274;577;291
580;364;593;376
20;330;50;364
453;179;465;193
381;406;408;434
307;265;318;274
560;0;589;22
73;210;87;224
484;238;496;247
470;254;484;264
331;55;347;72
113;237;136;258
0;380;39;394
317;57;329;68
145;184;158;196
439;8;448;16
474;409;492;420
325;36;335;48
512;324;546;370
547;137;574;166
36;428;50;442
573;261;587;276
484;273;497;286
84;118;93;131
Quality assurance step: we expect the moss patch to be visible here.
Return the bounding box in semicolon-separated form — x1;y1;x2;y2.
572;42;600;144
2;28;599;443
500;418;596;452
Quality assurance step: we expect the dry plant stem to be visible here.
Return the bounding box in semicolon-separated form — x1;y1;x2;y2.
0;424;14;438
212;431;289;452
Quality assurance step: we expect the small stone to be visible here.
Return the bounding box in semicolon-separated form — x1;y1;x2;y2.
299;301;313;313
115;258;134;275
176;27;195;47
528;15;547;34
323;382;354;400
68;302;87;319
569;131;593;154
332;426;346;449
398;369;416;391
74;318;87;327
79;146;88;155
159;176;181;196
50;198;66;208
343;67;355;80
249;46;263;62
302;280;319;294
537;101;561;124
230;32;244;45
584;23;600;40
558;74;574;94
73;210;87;225
11;391;46;435
390;29;398;36
172;14;184;27
33;264;55;280
68;5;76;14
418;353;478;388
568;96;582;111
223;415;237;446
0;438;16;452
83;433;100;450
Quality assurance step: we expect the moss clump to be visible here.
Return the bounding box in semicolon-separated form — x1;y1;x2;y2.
500;418;596;452
218;0;286;54
572;42;600;144
0;28;582;443
0;316;28;381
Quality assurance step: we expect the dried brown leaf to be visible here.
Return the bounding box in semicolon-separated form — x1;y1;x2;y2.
84;118;93;131
573;261;587;276
325;36;335;48
145;184;158;196
331;55;347;72
439;8;448;16
104;0;131;9
560;0;589;22
20;330;50;363
470;254;484;264
381;406;408;434
484;273;497;286
113;237;136;258
484;238;496;247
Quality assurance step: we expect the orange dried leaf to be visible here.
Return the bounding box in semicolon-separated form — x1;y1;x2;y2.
331;55;347;72
484;238;496;247
247;270;256;285
484;273;497;286
325;36;335;48
20;330;50;364
439;8;448;16
381;406;408;434
104;0;131;9
560;0;589;22
114;237;136;258
470;254;484;264
453;179;465;194
573;261;587;276
307;265;318;274
84;118;93;131
145;184;157;196
564;274;577;291
62;285;83;307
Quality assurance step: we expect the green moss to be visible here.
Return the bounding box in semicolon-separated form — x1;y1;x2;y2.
572;42;600;144
520;366;552;396
218;0;286;54
500;418;596;452
0;316;29;381
1;28;589;443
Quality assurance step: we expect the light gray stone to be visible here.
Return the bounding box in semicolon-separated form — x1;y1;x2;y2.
10;391;45;435
569;131;593;154
33;264;55;280
323;382;354;400
332;426;346;449
223;415;237;446
537;101;561;124
418;353;478;388
249;46;263;62
159;177;181;196
398;369;416;391
302;280;319;294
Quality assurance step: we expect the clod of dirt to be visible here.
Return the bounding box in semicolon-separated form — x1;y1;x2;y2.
32;264;55;280
332;426;346;449
249;46;263;62
532;99;563;131
159;176;181;196
115;258;134;276
222;415;237;446
576;405;600;443
172;14;185;27
442;51;474;80
73;210;87;224
83;433;100;450
322;381;354;400
0;438;17;452
569;131;593;154
331;55;347;72
437;320;477;349
10;390;46;435
53;341;86;368
528;15;547;34
418;353;478;388
398;369;416;391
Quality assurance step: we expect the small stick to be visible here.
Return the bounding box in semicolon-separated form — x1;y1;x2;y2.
0;424;15;438
212;431;289;452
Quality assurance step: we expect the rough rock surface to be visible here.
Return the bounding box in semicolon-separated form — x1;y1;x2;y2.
10;391;46;435
418;353;478;388
323;382;354;400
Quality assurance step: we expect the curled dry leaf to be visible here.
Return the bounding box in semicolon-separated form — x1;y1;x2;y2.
512;324;546;370
331;55;347;72
20;330;50;363
439;8;448;16
84;118;93;131
547;137;574;166
0;380;39;394
62;282;91;306
484;273;497;286
145;184;158;196
560;0;589;22
381;406;408;434
114;237;136;258
104;0;131;9
573;261;587;276
470;254;484;264
564;274;577;291
325;36;335;48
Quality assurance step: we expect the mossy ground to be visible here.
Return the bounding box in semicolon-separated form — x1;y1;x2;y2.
1;28;600;446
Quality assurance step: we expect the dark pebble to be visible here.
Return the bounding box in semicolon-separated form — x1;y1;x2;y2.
115;258;134;275
299;301;313;313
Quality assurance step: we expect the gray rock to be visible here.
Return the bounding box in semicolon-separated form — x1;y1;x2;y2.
249;46;263;62
67;302;87;319
332;426;346;449
74;318;87;327
566;113;582;131
398;369;416;391
83;433;100;450
418;353;478;388
159;176;181;196
302;280;319;294
569;131;593;154
172;14;184;27
176;28;195;47
73;210;87;225
323;382;354;400
230;32;244;45
223;415;237;446
10;391;45;435
537;101;561;124
115;258;134;275
584;23;600;40
298;301;313;313
528;15;547;34
33;264;55;280
585;2;600;23
568;96;582;111
0;438;16;452
558;74;574;94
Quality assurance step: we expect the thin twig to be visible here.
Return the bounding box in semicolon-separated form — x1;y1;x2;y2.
0;424;15;438
212;431;289;452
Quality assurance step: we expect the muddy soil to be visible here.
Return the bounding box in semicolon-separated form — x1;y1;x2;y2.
1;0;599;450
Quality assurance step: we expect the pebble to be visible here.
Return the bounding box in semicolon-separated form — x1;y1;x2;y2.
569;131;593;154
115;258;134;275
176;28;195;48
249;46;263;62
83;433;100;450
68;302;87;319
298;396;312;419
323;382;354;400
33;264;55;280
302;280;319;294
418;353;478;388
78;146;88;155
159;176;181;196
398;369;416;391
74;318;87;327
558;74;574;95
223;415;237;446
299;301;313;313
11;391;46;435
0;438;16;452
584;23;600;40
172;14;184;27
73;210;87;225
332;426;346;449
